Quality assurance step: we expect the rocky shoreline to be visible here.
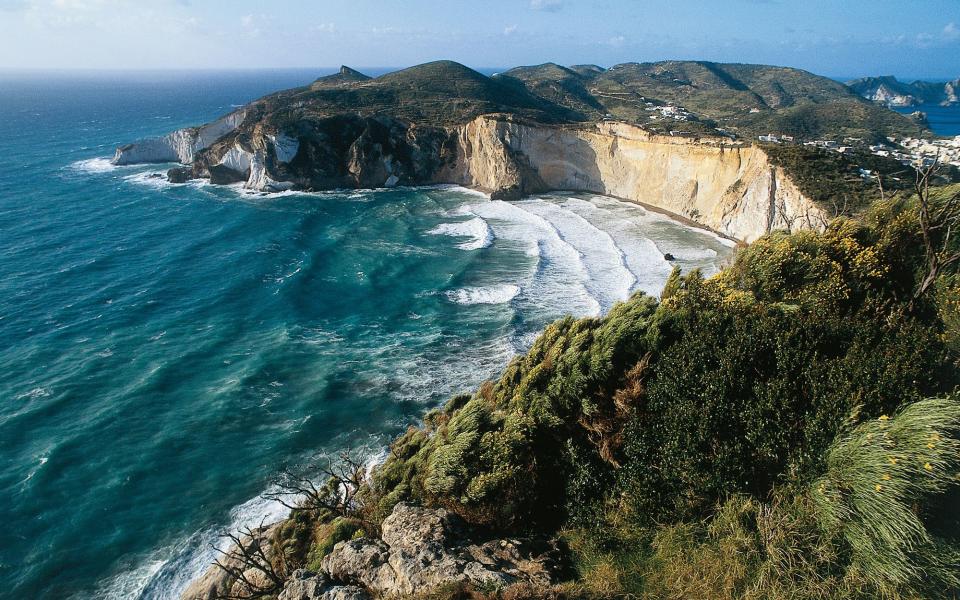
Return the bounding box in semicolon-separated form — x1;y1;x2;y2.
114;112;826;243
182;503;567;600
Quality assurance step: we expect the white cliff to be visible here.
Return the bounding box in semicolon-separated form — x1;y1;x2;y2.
867;84;917;108
112;110;247;165
211;133;298;192
439;116;827;242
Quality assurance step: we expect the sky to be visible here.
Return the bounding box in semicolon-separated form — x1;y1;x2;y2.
0;0;958;79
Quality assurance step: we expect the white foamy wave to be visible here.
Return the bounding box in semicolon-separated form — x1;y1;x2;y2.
551;195;678;297
123;171;176;189
92;489;293;600
517;198;637;313
446;284;520;305
667;247;719;261
427;216;494;250
71;158;118;173
467;200;601;317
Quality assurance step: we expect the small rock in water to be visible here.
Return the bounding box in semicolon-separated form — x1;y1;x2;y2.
664;253;676;261
167;167;193;184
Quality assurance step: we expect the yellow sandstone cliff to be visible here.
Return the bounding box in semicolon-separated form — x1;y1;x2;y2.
439;116;827;242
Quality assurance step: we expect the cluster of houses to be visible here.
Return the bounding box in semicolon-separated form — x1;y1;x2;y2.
646;103;694;122
876;136;960;169
757;131;960;170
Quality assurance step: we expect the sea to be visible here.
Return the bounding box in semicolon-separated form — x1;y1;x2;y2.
893;103;960;137
0;69;734;600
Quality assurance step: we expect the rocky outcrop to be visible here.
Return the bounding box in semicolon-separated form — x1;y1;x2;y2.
848;75;960;107
183;503;563;600
321;503;562;596
112;110;247;165
865;84;917;108
278;570;369;600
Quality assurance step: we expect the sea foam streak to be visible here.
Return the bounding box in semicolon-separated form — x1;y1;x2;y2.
92;489;295;600
70;158;118;173
428;216;495;250
446;284;520;305
516;198;637;313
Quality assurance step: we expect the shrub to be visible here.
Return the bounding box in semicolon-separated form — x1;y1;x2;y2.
811;397;960;595
367;196;957;534
618;211;953;522
305;517;364;571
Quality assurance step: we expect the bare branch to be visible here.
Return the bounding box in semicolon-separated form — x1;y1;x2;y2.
207;519;284;600
263;453;370;525
912;159;960;302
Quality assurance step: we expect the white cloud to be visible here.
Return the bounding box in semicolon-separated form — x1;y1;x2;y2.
530;0;562;12
313;22;335;33
605;35;626;47
240;13;264;37
503;24;517;35
944;22;959;41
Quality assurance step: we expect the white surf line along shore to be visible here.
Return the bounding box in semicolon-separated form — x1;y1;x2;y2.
95;189;728;600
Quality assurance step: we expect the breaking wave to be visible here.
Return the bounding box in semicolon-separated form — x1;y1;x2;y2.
428;216;495;250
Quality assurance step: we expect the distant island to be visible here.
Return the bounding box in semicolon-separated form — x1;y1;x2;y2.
847;74;960;107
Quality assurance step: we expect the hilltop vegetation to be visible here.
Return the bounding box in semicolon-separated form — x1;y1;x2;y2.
239;60;925;141
249;60;582;127
257;184;960;600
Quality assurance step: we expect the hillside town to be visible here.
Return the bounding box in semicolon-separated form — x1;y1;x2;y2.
757;131;960;170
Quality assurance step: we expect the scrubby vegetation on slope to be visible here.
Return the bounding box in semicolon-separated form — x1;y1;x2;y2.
232;60;925;143
263;185;960;600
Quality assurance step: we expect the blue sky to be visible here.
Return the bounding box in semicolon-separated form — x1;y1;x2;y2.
0;0;958;79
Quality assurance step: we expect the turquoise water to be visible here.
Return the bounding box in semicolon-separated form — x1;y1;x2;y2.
0;71;732;600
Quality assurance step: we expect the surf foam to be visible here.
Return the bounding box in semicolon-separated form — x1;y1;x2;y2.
445;284;520;305
428;216;495;250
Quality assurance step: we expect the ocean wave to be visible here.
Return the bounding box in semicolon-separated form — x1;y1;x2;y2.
467;200;602;317
70;158;118;173
427;216;495;250
123;171;177;189
445;284;520;305
517;198;637;313
666;247;719;261
92;490;294;600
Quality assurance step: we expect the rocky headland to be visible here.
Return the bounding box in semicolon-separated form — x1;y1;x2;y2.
847;75;960;108
113;60;931;242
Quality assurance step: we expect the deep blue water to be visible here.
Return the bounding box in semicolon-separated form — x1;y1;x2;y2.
0;70;731;600
893;103;960;137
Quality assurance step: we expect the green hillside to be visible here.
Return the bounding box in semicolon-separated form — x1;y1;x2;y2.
237;59;926;141
268;185;960;600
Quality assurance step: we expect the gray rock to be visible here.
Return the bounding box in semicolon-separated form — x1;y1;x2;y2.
167;166;193;183
321;503;560;596
279;569;370;600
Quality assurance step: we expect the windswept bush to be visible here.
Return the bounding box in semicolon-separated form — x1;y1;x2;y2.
365;196;957;534
812;397;960;594
626;397;960;600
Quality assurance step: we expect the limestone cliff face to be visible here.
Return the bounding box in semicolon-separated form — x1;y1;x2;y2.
114;113;824;242
112;110;248;165
438;117;826;242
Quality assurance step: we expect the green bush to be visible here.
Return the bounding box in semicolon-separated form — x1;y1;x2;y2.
366;194;957;536
305;517;364;571
812;398;960;594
